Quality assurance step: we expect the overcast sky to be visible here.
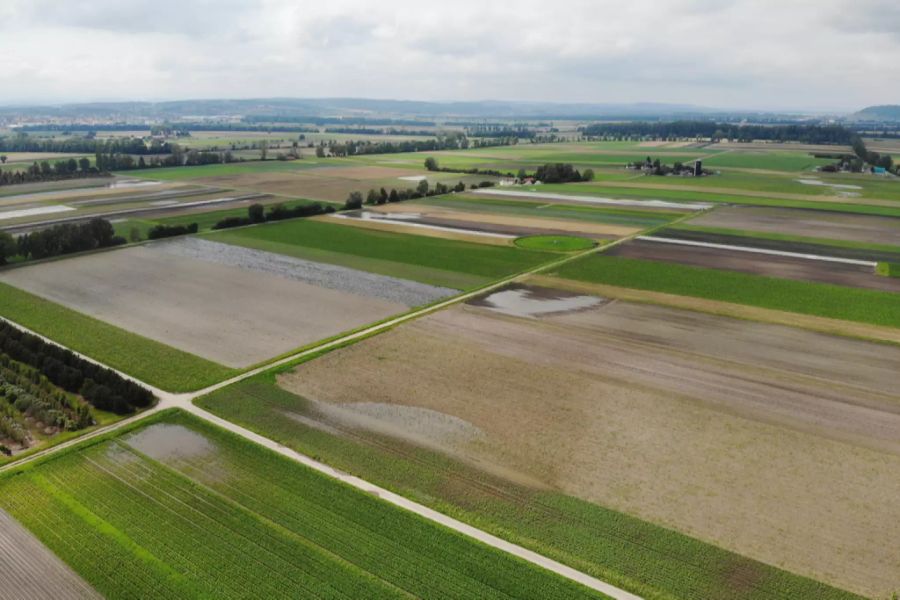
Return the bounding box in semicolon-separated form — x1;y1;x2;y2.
1;0;897;112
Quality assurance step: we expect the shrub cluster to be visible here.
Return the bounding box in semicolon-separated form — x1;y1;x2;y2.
0;321;154;414
147;223;199;240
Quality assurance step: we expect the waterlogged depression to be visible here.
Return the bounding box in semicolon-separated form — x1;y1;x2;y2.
469;284;607;318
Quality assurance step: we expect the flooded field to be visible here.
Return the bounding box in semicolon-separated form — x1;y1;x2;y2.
469;284;607;317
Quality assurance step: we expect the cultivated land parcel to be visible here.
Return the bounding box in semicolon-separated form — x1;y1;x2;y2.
1;135;899;600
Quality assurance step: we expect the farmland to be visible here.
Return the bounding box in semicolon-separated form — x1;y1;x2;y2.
207;217;561;289
197;287;899;599
551;255;900;328
0;410;604;600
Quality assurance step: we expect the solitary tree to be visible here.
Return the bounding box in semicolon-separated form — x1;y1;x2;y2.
416;178;430;196
582;168;595;182
0;155;6;164
248;203;265;223
344;191;364;210
424;157;439;171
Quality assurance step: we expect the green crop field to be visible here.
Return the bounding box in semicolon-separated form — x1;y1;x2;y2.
207;218;559;289
196;375;864;600
0;410;603;600
701;151;833;171
552;255;900;328
0;282;236;391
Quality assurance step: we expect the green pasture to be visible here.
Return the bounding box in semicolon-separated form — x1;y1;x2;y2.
552;255;900;328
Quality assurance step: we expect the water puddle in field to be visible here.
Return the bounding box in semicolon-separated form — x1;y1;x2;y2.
0;204;75;221
398;175;427;182
107;179;162;189
352;210;423;221
124;424;216;462
796;178;863;190
470;284;607;318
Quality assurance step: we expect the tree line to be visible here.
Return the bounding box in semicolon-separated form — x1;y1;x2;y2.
212;201;333;230
0;321;154;414
0;133;173;155
1;218;125;264
579;121;855;145
344;178;496;210
0;157;106;186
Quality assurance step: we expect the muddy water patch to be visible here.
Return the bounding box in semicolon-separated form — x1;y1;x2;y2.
123;424;217;463
469;284;607;318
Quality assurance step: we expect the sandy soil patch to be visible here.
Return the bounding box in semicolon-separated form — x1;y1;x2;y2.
0;509;101;599
0;244;417;368
281;300;900;597
691;205;900;245
373;203;640;237
610;238;900;292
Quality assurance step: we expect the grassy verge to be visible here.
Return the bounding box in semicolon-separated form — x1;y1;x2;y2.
0;409;606;600
0;282;236;391
553;255;900;328
877;262;900;278
207;218;559;289
196;376;864;600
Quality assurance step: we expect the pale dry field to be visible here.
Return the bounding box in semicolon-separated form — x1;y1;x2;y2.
691;204;900;245
282;297;900;598
0;509;101;600
374;202;640;237
0;242;424;367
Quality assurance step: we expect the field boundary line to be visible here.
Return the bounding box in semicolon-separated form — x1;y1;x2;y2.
637;236;879;266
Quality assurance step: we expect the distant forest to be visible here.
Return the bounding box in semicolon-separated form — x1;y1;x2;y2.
580;121;856;145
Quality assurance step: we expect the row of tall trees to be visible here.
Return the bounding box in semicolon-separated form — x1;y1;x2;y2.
14;218;125;261
0;321;154;415
0;157;103;186
0;133;172;155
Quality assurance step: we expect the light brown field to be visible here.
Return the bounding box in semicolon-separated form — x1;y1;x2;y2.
0;243;411;368
281;297;900;598
0;509;101;599
320;214;514;246
690;204;900;245
373;202;640;237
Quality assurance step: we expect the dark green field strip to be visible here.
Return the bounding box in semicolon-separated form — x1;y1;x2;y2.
657;225;900;264
552;255;900;328
0;281;236;392
153;198;337;232
700;152;834;172
539;183;900;218
207;218;558;289
196;378;864;600
422;194;682;227
0;411;604;600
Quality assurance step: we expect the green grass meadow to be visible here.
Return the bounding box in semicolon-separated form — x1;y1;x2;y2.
552;255;900;328
0;410;604;600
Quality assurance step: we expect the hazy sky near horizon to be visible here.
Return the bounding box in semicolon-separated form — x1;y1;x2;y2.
1;0;898;111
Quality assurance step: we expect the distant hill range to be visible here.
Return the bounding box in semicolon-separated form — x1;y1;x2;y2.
0;97;723;122
851;105;900;122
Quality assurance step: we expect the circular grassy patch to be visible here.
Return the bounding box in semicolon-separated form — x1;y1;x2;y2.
514;235;596;252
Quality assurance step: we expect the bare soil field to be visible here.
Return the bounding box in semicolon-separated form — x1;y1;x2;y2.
609;238;900;291
370;203;637;238
0;240;449;367
281;296;900;598
690;205;900;245
0;509;101;600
